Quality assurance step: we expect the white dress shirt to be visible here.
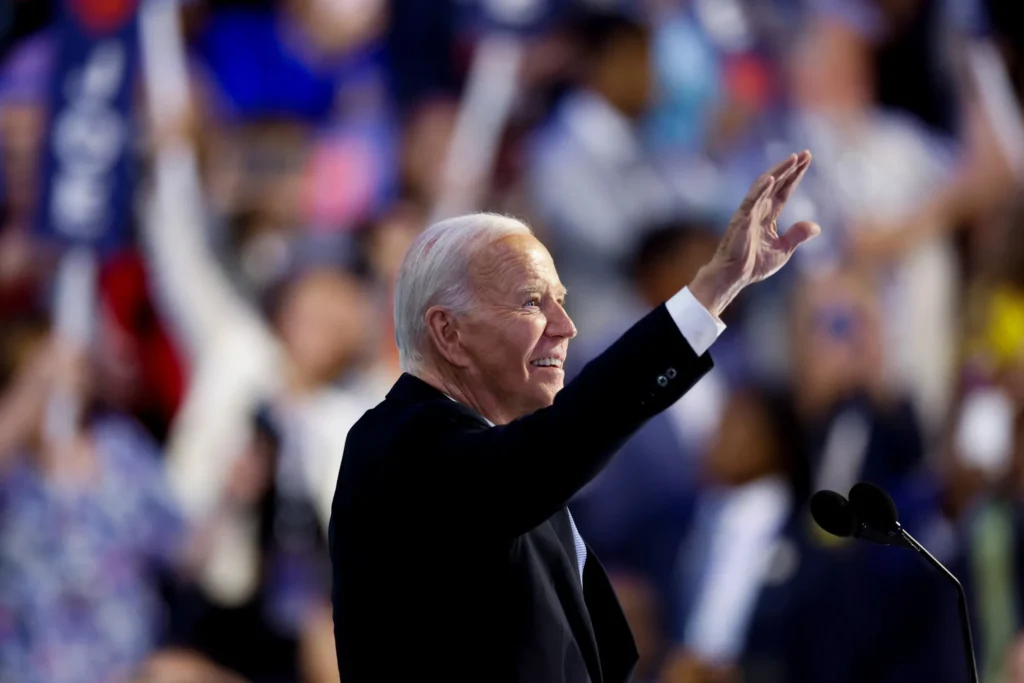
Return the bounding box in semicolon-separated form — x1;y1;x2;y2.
665;286;727;356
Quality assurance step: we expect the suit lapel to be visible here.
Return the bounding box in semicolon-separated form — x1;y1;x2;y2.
544;510;603;683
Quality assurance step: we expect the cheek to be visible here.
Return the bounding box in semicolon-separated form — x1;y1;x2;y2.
480;319;544;374
516;319;548;361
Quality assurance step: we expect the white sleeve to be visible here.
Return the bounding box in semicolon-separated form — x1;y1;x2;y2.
665;287;727;357
142;145;270;364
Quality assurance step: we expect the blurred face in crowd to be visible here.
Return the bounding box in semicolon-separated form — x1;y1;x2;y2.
705;390;781;486
277;268;372;388
791;270;885;414
368;200;425;286
1;323;93;457
222;121;310;230
0;103;45;220
287;0;387;55
594;30;654;119
401;99;457;204
636;230;718;307
789;18;874;116
434;234;576;422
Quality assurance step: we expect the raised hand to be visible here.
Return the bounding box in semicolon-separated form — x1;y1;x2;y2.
690;151;820;317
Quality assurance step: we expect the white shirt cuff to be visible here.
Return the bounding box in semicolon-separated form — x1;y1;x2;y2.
666;287;726;357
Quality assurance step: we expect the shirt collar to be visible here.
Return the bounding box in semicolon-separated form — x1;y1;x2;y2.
443;393;495;427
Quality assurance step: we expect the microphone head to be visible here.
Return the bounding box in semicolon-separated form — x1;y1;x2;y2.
848;482;900;533
810;490;857;538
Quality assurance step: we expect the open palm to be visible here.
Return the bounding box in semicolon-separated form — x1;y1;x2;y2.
717;151;819;284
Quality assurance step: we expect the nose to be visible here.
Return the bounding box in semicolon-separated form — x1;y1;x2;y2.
547;301;577;340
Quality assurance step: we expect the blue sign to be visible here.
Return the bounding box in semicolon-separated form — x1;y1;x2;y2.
35;0;140;255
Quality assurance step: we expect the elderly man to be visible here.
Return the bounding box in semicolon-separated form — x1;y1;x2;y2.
329;152;818;683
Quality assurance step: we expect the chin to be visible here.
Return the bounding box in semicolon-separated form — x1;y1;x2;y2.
536;381;563;407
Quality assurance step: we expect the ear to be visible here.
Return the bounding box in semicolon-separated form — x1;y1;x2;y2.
425;306;471;368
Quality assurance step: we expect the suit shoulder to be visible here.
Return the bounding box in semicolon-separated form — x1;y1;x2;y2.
342;394;485;471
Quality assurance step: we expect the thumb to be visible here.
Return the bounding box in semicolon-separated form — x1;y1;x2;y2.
780;220;821;253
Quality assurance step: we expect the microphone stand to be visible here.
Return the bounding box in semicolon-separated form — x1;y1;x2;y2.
900;524;980;683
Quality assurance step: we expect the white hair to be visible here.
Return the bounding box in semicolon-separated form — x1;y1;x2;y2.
394;212;532;376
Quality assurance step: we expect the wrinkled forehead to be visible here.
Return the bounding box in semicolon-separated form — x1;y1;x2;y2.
471;234;563;296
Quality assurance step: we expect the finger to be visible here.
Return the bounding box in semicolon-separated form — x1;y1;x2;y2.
741;155;796;210
780;220;821;252
763;153;799;180
772;151;808;186
773;153;812;207
774;153;810;197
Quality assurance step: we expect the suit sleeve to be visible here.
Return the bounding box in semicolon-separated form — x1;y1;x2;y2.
399;303;714;538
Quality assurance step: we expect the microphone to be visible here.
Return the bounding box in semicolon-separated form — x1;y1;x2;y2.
809;489;857;538
811;483;979;683
809;488;909;548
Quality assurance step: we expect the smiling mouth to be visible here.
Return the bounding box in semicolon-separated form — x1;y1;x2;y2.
530;358;564;369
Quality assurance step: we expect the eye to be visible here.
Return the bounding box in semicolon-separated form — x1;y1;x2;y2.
524;298;540;308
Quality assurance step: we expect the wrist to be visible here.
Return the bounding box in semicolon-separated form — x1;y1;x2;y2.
689;263;744;319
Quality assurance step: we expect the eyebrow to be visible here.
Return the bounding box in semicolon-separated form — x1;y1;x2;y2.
518;285;568;299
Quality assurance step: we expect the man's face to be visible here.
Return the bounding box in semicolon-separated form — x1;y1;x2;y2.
458;234;577;419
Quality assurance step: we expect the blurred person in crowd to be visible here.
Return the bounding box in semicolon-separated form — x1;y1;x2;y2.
944;201;1024;521
143;110;383;683
331;152;819;682
642;0;779;162
811;0;963;136
0;316;188;683
162;404;339;683
0;312;328;683
398;97;458;207
182;0;399;280
784;272;968;682
191;0;388;124
656;268;961;683
0;32;185;440
790;268;925;491
0;30;45;231
662;385;808;683
642;0;725;156
96;250;187;443
527;10;686;338
737;9;961;431
567;220;732;658
199;115;388;295
848;0;1024;268
943;207;1024;683
0;31;51;319
358;195;428;377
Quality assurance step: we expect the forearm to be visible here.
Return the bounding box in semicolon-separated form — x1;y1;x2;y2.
931;100;1017;230
0;376;48;465
144;145;259;362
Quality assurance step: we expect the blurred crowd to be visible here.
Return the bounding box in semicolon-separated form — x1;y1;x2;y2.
2;0;1024;681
